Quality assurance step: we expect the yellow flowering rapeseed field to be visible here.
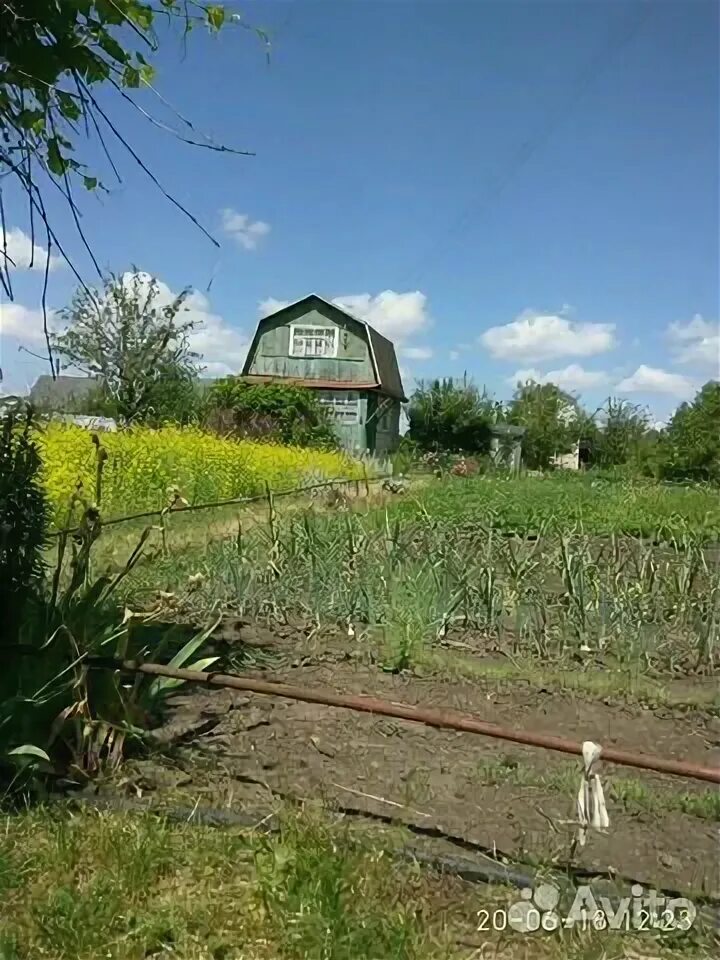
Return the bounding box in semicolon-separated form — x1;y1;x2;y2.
39;424;363;525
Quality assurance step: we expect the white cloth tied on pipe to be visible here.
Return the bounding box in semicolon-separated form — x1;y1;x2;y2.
576;741;609;846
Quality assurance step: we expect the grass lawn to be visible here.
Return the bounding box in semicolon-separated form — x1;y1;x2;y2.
0;806;714;960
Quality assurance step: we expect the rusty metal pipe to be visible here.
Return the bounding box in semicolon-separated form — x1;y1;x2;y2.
109;660;720;785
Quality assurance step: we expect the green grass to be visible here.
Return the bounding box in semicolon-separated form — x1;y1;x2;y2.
391;474;720;540
411;647;720;710
474;756;720;821
0;808;437;960
0;806;714;960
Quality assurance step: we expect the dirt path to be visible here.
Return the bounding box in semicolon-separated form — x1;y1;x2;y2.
116;639;720;900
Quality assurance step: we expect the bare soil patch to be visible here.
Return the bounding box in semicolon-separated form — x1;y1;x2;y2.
100;623;720;902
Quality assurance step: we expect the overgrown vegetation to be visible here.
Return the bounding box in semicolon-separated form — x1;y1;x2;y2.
0;407;231;795
657;381;720;483
506;381;583;470
206;379;340;449
0;403;49;643
405;374;720;483
38;423;362;525
407;378;498;454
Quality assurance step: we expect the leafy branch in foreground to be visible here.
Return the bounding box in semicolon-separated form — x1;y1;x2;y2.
0;1;263;364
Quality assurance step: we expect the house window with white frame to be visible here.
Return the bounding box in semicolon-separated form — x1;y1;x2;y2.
317;390;359;425
290;325;338;358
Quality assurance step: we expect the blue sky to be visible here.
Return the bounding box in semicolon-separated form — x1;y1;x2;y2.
1;0;718;420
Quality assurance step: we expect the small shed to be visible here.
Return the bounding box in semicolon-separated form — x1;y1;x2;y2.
241;294;407;455
489;424;525;473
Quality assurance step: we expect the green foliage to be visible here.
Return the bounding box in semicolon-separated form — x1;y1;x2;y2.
205;379;339;449
583;397;649;467
0;421;219;793
0;809;441;960
78;366;204;426
53;273;201;424
407;378;498;453
0;1;257;299
657;381;720;482
254;816;422;960
0;2;232;186
123;472;720;679
0;403;49;644
507;381;579;470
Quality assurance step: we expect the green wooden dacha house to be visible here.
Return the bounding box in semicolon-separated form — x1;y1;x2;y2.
241;294;407;455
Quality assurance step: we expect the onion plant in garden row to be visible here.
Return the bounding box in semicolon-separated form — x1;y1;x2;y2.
123;491;720;676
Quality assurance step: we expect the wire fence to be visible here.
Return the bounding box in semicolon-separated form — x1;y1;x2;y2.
49;471;396;537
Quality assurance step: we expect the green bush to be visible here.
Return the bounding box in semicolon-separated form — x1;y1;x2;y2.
0;403;49;644
205;380;339;449
656;381;720;483
407;378;496;453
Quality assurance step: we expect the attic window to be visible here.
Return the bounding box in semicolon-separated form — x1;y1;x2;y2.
317;390;359;425
290;325;338;358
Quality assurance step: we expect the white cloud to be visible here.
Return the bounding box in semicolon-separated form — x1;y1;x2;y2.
0;302;58;343
220;209;270;250
480;309;616;362
615;365;697;399
507;363;610;392
667;314;715;342
449;350;460;361
258;296;290;317
334;291;431;343
2;227;63;272
259;290;432;344
181;294;247;375
666;314;719;370
119;273;248;376
400;345;433;360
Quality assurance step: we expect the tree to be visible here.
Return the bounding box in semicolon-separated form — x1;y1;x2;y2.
508;381;579;470
53;272;200;423
657;381;720;482
591;397;650;468
407;378;496;453
0;2;258;359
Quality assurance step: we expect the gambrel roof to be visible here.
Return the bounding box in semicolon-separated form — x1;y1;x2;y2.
242;294;407;401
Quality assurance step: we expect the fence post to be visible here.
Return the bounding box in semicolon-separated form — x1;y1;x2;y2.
92;433;107;507
265;481;280;577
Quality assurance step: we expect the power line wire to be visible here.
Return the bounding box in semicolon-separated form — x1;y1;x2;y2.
404;2;655;291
